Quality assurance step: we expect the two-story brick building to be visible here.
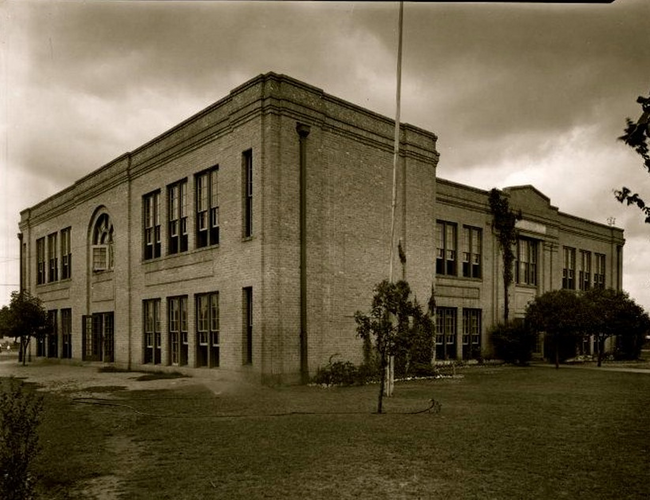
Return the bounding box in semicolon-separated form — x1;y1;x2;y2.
18;73;624;383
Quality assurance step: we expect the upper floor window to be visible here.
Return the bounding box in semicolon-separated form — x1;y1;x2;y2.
515;238;538;286
562;247;576;290
92;213;114;272
61;227;72;280
462;226;482;279
143;191;161;260
436;221;457;276
47;232;58;282
578;250;592;291
196;167;219;248
168;179;188;254
243;150;253;238
36;237;46;285
594;253;606;289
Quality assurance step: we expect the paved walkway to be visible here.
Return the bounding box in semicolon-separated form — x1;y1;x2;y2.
532;362;650;374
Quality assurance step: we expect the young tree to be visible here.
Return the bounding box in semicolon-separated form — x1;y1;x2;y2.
525;290;584;369
0;291;50;366
614;91;650;222
488;188;520;321
355;280;433;414
582;288;650;366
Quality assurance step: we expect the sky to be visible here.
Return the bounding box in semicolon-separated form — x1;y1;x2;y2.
1;0;649;311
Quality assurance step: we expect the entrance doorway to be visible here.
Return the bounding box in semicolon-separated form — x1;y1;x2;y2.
82;312;114;362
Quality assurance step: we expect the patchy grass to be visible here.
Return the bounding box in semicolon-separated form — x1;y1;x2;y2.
15;366;650;499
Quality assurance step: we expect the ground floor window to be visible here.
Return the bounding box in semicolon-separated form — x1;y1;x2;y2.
61;308;72;359
436;307;457;360
143;299;162;364
196;292;219;368
83;312;114;362
47;310;58;358
462;309;482;359
243;287;253;365
168;296;188;366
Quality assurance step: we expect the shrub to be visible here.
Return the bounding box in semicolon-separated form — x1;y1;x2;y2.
490;321;537;366
312;355;379;387
0;378;44;500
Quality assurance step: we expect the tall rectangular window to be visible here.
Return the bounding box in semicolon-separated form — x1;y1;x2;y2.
36;237;46;285
60;227;72;279
436;221;457;276
579;250;592;291
243;287;253;364
143;191;161;260
562;247;576;289
243;150;253;238
169;296;188;366
436;307;457;360
196;292;220;368
143;299;161;364
196;167;219;248
47;310;58;358
462;308;482;359
462;226;482;279
515;238;538;286
594;253;606;289
47;232;58;282
61;308;72;359
168;179;188;254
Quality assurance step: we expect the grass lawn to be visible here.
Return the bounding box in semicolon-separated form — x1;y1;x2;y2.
19;365;650;499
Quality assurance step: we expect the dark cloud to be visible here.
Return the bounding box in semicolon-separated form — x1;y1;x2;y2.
2;0;650;308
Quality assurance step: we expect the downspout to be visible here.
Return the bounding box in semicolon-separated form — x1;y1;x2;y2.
296;123;311;384
127;153;133;370
17;232;23;292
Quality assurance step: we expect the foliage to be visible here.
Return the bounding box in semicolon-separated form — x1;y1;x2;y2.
312;355;378;387
489;321;537;366
525;289;585;368
582;288;650;364
614;91;650;222
355;280;434;413
0;291;50;366
0;378;44;500
488;188;521;321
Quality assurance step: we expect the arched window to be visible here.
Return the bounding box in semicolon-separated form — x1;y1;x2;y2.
92;213;114;272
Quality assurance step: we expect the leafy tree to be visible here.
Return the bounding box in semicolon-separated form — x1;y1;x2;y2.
355;280;433;413
525;290;584;369
582;288;650;365
488;188;520;321
614;91;650;222
490;321;537;366
0;291;50;366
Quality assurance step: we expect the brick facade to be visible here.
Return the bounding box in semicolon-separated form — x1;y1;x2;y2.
18;73;624;383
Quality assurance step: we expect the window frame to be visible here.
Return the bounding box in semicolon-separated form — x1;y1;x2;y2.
47;232;58;283
242;150;253;239
515;238;538;286
36;237;46;285
143;190;162;260
461;226;482;279
195;167;220;248
168;179;189;254
562;247;576;290
436;221;457;276
60;227;72;280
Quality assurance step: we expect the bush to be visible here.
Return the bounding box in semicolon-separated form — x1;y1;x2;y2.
312;355;379;387
490;321;537;366
0;378;44;500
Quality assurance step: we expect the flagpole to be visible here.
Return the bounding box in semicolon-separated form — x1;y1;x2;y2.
386;0;404;398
